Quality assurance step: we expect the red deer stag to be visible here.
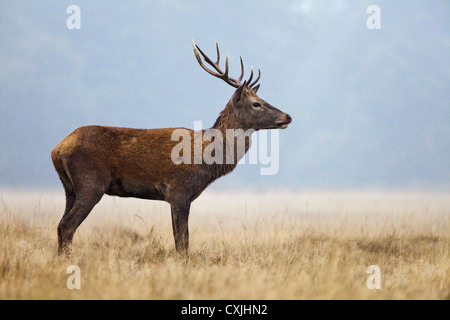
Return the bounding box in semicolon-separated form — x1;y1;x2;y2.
51;40;292;255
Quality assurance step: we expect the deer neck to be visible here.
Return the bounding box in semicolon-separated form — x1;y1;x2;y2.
210;103;252;166
212;103;235;131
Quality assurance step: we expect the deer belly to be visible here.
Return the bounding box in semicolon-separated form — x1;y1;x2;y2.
106;177;167;201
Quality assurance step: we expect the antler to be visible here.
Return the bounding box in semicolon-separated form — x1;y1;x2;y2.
192;39;261;90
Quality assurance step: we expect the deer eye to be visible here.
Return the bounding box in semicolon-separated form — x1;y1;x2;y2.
252;102;261;108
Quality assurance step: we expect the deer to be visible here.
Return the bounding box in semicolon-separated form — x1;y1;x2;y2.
51;40;292;255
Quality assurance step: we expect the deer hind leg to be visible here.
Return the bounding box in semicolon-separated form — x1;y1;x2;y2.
56;162;108;255
62;187;76;220
60;162;76;219
57;189;104;255
58;189;76;253
170;199;191;254
53;152;77;219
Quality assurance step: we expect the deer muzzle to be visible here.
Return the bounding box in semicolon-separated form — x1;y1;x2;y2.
276;113;292;129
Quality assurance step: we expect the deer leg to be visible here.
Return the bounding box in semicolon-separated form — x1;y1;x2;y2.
57;191;104;255
62;190;76;218
56;157;76;219
170;200;191;253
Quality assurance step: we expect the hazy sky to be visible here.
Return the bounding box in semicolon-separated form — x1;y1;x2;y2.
0;1;449;191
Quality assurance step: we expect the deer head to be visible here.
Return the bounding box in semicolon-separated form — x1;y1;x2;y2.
192;40;292;131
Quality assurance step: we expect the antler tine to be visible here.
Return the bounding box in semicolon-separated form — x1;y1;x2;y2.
247;66;254;85
215;43;220;65
237;57;245;83
224;52;229;79
224;53;242;88
249;69;261;88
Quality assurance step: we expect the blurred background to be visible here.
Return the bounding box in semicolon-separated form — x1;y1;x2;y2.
0;0;449;191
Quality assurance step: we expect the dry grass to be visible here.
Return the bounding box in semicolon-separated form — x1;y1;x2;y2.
0;190;449;299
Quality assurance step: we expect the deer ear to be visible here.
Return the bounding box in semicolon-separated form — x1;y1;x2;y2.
252;84;260;93
232;81;248;105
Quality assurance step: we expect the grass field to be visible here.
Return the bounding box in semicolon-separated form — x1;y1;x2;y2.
0;190;449;299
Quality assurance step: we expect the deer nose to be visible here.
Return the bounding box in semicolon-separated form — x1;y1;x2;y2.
286;114;292;122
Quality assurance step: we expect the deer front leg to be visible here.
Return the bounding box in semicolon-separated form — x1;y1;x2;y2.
170;199;191;254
